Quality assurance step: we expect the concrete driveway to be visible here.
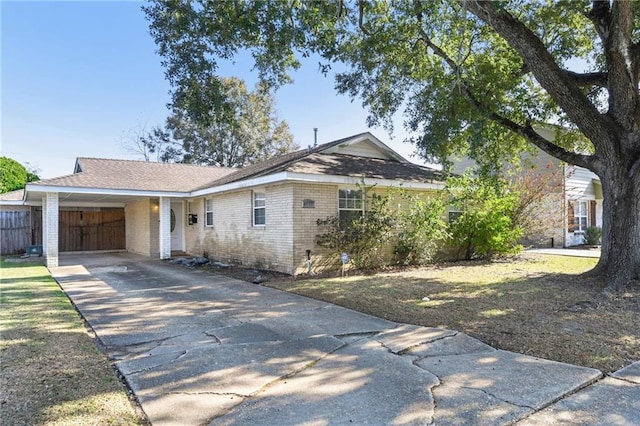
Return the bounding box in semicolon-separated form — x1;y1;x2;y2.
51;253;639;425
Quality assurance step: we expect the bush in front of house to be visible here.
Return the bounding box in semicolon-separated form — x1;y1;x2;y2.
585;226;602;245
316;191;396;270
395;195;448;265
445;175;524;260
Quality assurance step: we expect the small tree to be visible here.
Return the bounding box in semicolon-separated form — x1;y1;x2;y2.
446;175;523;260
508;165;565;246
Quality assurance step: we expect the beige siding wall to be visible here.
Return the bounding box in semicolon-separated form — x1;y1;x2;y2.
125;198;159;256
186;184;295;273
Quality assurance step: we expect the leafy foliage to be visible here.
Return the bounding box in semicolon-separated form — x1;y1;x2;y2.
585;227;603;246
123;78;297;167
317;189;395;270
0;157;39;193
395;194;447;265
166;78;297;167
446;175;523;260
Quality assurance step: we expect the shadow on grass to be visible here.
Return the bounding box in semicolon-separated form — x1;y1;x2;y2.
0;265;146;426
268;269;639;373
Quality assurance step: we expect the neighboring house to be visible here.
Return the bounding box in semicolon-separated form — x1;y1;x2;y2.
452;126;603;248
1;132;445;273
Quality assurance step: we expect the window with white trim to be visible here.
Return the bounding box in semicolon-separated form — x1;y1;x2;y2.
338;189;363;227
205;199;214;227
572;201;588;233
253;191;266;226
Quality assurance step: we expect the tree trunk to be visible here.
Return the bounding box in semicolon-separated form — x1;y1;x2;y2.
589;158;640;291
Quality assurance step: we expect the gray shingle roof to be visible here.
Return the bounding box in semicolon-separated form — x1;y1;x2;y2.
195;133;365;189
29;158;236;193
287;153;445;182
18;133;443;199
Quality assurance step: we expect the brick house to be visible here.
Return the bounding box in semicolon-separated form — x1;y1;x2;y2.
3;132;445;272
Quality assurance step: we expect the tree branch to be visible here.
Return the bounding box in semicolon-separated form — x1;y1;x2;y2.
463;85;596;171
462;1;615;152
414;5;458;71
413;1;596;171
358;0;371;36
564;70;608;88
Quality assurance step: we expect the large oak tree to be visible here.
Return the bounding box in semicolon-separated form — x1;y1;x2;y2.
145;0;640;289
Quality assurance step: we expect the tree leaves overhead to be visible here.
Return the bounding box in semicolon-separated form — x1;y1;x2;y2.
144;0;622;170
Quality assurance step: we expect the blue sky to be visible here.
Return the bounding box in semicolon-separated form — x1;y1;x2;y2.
1;1;418;179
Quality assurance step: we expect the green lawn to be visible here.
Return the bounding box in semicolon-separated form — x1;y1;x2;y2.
0;259;146;425
268;254;640;373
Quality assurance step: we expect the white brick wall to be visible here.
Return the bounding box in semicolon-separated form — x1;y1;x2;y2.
185;185;296;273
159;197;171;259
44;192;59;268
185;183;445;275
292;183;338;274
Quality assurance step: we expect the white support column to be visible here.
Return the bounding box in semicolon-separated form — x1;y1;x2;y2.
43;192;59;268
158;197;171;259
42;196;47;257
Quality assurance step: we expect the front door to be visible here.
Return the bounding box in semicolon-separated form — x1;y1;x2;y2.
170;202;184;252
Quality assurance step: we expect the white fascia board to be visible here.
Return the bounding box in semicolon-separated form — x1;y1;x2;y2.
192;171;443;197
0;200;26;206
192;172;289;197
25;184;189;198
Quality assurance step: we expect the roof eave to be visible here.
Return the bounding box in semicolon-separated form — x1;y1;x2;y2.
191;171;444;197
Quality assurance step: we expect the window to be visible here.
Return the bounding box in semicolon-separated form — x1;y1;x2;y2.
205;199;214;227
253;191;266;226
338;189;363;227
570;201;588;233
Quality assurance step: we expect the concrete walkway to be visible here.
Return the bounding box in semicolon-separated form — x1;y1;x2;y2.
527;248;601;258
51;253;638;425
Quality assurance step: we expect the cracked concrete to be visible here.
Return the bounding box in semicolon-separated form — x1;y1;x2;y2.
50;253;639;425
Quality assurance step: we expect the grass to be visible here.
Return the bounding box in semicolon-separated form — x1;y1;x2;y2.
267;254;640;374
0;258;147;425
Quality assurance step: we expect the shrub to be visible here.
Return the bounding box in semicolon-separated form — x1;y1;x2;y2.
585;226;602;245
316;190;396;270
446;175;524;260
395;195;447;265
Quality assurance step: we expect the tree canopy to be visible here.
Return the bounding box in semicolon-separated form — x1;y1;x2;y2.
145;0;640;288
0;157;39;193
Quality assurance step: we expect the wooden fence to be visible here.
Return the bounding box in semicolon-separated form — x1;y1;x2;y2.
0;210;32;255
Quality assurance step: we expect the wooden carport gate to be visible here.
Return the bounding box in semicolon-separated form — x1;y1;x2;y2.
1;207;125;254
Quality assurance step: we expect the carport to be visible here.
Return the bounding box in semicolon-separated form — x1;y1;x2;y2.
14;157;232;268
24;187;180;268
